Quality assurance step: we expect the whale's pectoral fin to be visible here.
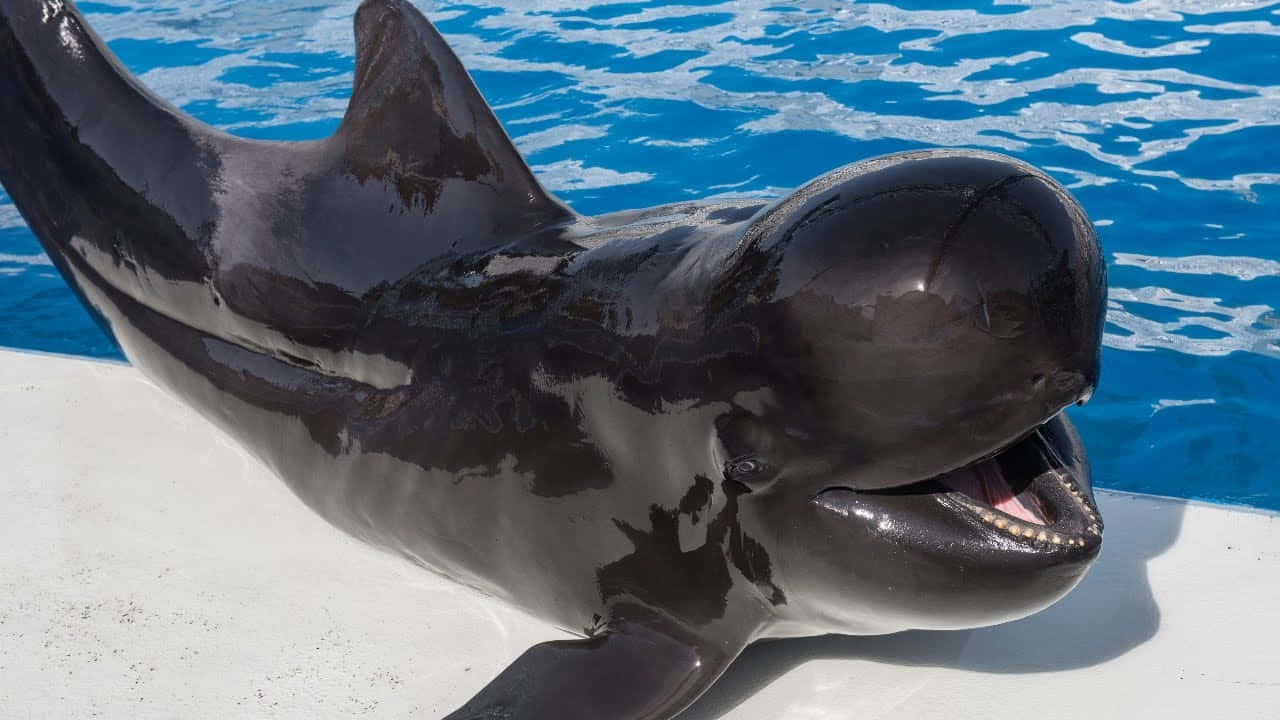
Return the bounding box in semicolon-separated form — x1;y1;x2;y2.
337;0;570;225
443;613;734;720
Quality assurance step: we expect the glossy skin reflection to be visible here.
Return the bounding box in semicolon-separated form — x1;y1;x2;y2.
0;1;1106;718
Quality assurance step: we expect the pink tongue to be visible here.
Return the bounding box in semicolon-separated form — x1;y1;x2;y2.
944;462;1044;525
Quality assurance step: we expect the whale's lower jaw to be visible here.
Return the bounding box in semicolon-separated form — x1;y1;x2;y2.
798;411;1101;637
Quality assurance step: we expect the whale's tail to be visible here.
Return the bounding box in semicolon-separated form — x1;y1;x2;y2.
0;0;570;362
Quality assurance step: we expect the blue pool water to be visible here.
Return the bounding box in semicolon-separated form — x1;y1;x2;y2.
1;0;1277;510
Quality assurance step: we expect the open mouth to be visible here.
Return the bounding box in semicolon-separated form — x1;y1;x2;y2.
845;414;1102;549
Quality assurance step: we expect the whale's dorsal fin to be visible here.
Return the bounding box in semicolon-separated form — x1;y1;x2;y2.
335;0;569;226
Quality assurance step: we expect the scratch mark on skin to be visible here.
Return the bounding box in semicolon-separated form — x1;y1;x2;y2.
926;174;1034;290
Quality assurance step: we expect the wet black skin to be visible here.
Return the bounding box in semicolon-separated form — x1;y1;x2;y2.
0;1;1106;718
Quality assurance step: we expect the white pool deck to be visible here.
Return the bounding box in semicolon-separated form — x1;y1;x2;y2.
1;348;1277;719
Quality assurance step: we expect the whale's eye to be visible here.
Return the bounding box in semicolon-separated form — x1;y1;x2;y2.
725;454;781;493
716;412;790;491
728;455;765;478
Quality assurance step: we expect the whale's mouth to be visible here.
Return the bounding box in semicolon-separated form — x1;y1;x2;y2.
937;423;1100;547
941;457;1047;525
825;413;1102;549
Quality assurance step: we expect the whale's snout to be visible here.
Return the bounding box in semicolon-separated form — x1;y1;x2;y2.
725;150;1105;491
918;153;1105;406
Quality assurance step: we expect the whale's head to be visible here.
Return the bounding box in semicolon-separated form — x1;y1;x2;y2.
710;150;1106;635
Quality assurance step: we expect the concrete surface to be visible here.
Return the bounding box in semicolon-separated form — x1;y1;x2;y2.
1;348;1277;719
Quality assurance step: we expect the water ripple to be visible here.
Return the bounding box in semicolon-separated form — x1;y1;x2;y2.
1114;253;1280;281
1107;286;1280;359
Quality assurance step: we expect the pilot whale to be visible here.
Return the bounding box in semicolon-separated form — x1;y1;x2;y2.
0;0;1106;717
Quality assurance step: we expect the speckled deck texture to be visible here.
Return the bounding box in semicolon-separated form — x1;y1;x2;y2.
1;348;1277;719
